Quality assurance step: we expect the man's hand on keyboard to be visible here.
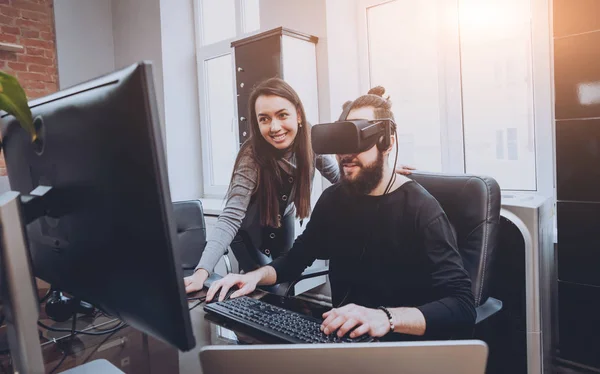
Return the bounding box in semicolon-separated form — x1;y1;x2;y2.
320;303;391;339
206;273;259;302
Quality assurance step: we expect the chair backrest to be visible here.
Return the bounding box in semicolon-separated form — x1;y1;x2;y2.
172;200;207;272
408;172;501;307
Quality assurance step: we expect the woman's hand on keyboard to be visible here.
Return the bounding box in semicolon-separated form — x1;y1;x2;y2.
206;273;259;302
184;269;209;294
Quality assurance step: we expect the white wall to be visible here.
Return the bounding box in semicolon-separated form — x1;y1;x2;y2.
53;0;115;89
259;0;362;124
260;0;330;123
53;0;201;201
324;0;361;121
111;0;166;139
160;0;203;201
531;0;555;197
53;0;165;135
50;0;363;202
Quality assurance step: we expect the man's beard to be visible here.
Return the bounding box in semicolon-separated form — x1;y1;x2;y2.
339;151;384;195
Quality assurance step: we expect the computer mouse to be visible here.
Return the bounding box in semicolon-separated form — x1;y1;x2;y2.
208;286;239;303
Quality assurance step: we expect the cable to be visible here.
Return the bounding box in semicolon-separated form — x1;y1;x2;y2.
43;297;203;368
39;287;52;304
48;311;77;374
39;318;125;348
385;129;399;193
49;352;68;374
81;329;120;366
86;311;124;333
383;121;399;195
189;298;205;311
89;321;124;333
38;320;128;336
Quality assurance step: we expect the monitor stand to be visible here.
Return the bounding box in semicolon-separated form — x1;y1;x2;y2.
0;190;122;373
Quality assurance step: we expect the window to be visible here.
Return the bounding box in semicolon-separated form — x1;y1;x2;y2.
459;0;537;190
200;0;237;46
204;54;237;187
241;0;260;34
194;0;260;197
358;0;550;192
366;0;445;172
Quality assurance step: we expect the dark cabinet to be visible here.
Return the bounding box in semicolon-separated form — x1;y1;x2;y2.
231;27;319;146
558;281;600;367
554;1;600;369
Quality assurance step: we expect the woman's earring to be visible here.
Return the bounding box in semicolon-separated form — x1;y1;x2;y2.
299;122;303;128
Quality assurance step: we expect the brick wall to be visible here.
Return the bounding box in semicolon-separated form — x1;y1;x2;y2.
0;0;58;99
0;0;57;176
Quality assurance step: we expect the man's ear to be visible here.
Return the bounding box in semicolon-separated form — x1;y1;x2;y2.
383;134;395;156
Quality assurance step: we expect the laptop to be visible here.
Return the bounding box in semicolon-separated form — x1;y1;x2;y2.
199;339;488;374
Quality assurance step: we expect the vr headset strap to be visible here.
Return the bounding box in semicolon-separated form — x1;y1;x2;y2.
336;99;392;151
338;100;354;121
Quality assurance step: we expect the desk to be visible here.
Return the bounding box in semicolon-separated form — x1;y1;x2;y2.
0;289;329;373
0;286;483;373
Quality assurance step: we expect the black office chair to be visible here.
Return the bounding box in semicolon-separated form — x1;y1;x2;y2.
408;172;503;324
285;172;503;325
173;200;231;278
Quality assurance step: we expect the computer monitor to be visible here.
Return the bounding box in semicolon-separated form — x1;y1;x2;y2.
199;340;489;374
0;62;195;351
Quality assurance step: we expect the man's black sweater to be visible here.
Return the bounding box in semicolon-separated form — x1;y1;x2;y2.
270;181;476;339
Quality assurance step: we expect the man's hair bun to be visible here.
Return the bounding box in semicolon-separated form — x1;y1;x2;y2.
367;86;386;97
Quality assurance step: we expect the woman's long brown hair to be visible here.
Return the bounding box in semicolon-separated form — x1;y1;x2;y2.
229;78;314;227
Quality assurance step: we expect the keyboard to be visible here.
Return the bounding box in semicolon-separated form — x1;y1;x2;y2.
204;296;374;344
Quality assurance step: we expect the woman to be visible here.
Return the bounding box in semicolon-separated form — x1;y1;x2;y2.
184;78;413;293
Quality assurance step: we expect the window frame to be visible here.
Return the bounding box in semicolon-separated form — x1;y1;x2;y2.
356;0;466;175
193;0;260;198
356;0;554;194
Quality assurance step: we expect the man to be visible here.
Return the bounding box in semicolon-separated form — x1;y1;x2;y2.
207;87;476;340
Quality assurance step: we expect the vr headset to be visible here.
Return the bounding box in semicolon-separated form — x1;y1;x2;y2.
311;102;394;155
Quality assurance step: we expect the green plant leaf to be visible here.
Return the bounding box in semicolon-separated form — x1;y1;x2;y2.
0;70;35;141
